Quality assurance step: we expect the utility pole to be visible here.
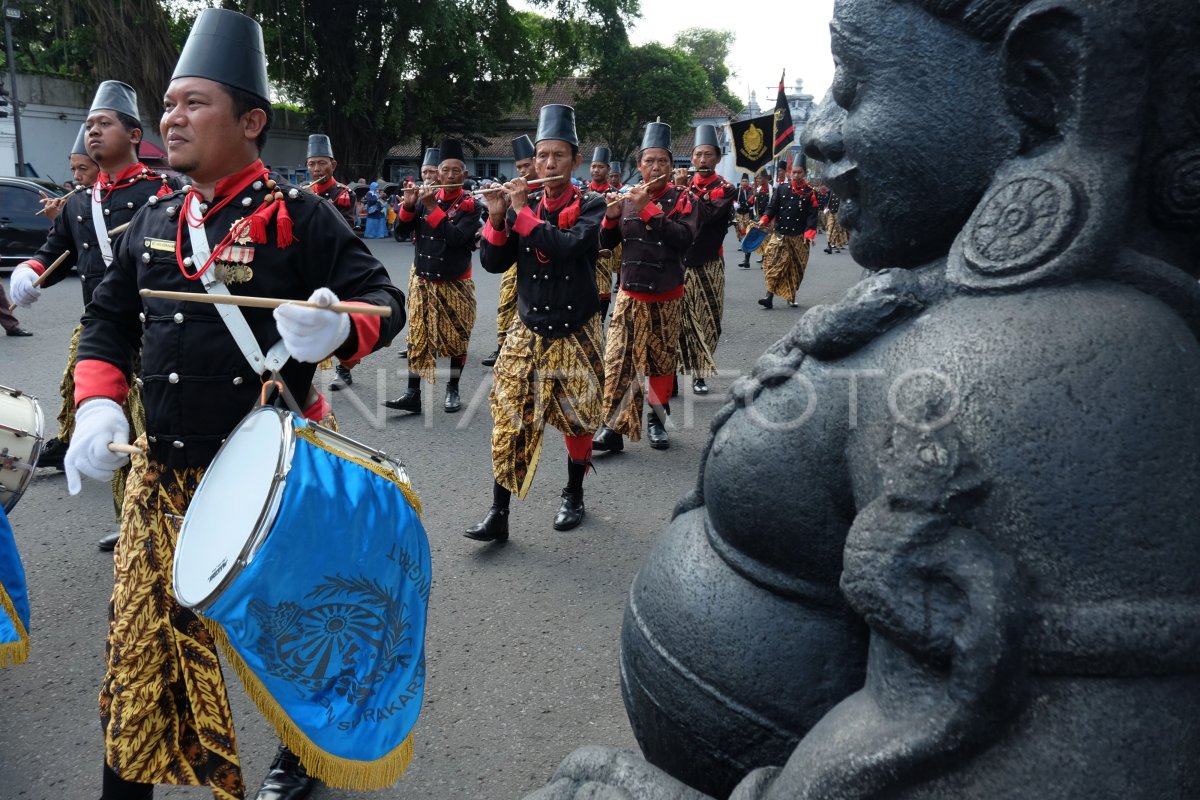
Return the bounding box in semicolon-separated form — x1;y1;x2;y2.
2;1;24;176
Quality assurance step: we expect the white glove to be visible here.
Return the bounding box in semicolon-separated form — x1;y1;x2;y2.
64;398;130;496
274;287;352;363
9;264;41;307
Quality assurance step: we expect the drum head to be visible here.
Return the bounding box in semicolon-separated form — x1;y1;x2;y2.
175;407;292;609
741;226;766;254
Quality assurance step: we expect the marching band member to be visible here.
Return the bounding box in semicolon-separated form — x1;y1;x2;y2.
384;138;481;415
9;80;176;552
62;10;405;798
676;124;734;396
481;134;536;368
587;146;620;321
733;173;754;267
466;103;606;541
38;124;99;223
592;121;700;453
756;159;820;309
303;133;355;230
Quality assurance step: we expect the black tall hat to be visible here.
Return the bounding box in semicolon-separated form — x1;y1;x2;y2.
171;8;270;103
792;152;808;170
439;139;466;163
511;135;535;161
693;124;719;152
422;148;440;168
70;124;89;158
640;121;672;155
89;81;139;120
307;134;334;160
610;161;621;174
535;104;578;147
590;146;611;165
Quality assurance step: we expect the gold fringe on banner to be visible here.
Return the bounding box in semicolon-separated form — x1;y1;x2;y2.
0;584;30;668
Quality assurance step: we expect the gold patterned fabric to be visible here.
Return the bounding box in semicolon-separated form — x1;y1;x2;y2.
57;325;82;439
678;258;724;378
596;243;621;298
600;292;682;440
406;270;476;384
734;211;754;242
100;436;244;799
495;265;518;348
825;211;849;249
762;233;810;303
490;315;605;498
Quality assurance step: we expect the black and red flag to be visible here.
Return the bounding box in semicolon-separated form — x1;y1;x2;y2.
772;70;794;159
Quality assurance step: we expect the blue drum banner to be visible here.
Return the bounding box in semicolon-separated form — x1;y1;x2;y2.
204;420;430;790
0;506;30;667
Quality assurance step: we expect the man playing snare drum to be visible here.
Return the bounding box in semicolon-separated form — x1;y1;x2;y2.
62;9;405;800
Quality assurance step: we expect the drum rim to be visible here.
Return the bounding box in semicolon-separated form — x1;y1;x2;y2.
0;386;44;515
173;406;295;611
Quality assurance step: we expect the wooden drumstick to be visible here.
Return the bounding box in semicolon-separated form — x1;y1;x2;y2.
107;221;130;236
606;174;666;208
138;288;393;317
108;443;144;456
7;250;71;311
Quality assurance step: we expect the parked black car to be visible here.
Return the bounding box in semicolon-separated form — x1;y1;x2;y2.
0;177;65;270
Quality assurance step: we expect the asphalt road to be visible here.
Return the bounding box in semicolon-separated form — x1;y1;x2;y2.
0;227;861;799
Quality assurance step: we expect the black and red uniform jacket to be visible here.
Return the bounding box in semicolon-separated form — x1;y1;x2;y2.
394;189;483;281
600;183;700;298
683;173;735;267
761;180;821;236
310;177;356;230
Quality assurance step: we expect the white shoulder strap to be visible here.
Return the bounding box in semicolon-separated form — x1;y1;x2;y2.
90;184;114;267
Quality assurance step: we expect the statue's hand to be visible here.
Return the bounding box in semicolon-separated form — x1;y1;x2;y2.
523;747;714;800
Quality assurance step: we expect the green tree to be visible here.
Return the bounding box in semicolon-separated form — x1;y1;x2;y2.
673;27;743;114
574;42;712;172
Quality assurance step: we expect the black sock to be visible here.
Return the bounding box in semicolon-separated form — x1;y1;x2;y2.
102;763;153;800
566;460;587;493
406;373;421;393
448;355;466;389
599;298;610;320
492;481;512;511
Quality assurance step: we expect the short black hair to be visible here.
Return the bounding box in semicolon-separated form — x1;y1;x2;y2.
224;84;273;153
115;111;143;156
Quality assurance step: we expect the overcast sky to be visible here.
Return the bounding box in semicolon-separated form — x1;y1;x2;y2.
625;0;836;108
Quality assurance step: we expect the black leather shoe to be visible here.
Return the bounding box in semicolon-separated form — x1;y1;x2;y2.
444;386;461;413
647;412;670;450
739;259;751;269
788;300;799;308
692;378;709;395
553;488;585;531
97;531;120;552
824;246;833;254
5;327;32;337
329;365;353;391
254;745;317;800
758;295;774;309
592;425;623;453
464;507;509;542
398;349;408;358
38;437;67;471
383;389;422;412
481;348;500;367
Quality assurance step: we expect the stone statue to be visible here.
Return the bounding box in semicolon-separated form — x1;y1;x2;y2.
526;0;1200;797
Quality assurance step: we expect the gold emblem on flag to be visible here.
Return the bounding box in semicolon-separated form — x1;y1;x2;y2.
740;123;765;159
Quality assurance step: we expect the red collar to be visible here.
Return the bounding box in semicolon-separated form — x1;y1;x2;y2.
650;183;671;201
311;177;337;193
588;181;611;193
96;163;149;189
690;173;720;190
213;160;268;199
540;185;577;212
438;188;463;203
790;180;809;192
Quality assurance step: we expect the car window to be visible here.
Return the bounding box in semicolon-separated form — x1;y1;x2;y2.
0;185;41;224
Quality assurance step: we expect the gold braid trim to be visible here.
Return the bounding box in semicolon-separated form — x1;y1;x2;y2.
205;619;414;790
294;425;423;518
0;583;30;668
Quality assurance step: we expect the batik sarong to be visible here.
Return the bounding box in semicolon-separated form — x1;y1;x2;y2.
490;316;604;498
600;293;682;440
826;211;849;249
678;258;724;378
495;266;518;348
762;233;810;303
406;272;476;384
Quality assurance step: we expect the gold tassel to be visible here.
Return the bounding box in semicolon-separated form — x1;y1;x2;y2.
0;585;30;668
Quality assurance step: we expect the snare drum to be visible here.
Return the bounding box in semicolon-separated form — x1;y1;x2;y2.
0;386;44;513
741;225;767;254
174;406;430;788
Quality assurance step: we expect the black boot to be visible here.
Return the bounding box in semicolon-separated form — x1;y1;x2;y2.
553;488;585;531
254;745;316;800
97;531;120;552
444;385;462;413
647;411;670;450
758;294;774;309
824;245;833;254
329;364;353;391
592;425;624;453
464;507;510;542
38;436;67;471
383;389;422;411
481;347;500;367
692;378;709;395
739;253;751;269
101;762;153;800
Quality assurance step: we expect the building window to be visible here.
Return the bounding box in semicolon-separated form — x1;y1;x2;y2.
476;161;500;179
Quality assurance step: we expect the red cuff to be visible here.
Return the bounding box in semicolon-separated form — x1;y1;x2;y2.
74;359;129;406
303;393;332;423
18;259;45;276
342;302;384;362
804;229;817;241
512;206;543;237
482;221;508;246
601;215;620;230
398;205;417;222
425;206;446;228
639;203;663;223
759;215;771;226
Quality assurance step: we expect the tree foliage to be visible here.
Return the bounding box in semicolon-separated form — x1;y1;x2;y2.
574;42;712;172
673;27;743;114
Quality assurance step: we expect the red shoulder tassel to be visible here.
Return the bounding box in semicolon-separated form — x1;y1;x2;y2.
275;201;295;248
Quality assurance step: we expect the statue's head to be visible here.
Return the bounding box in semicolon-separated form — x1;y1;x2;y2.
806;0;1200;278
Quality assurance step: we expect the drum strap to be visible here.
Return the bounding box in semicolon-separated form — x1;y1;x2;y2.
186;202;291;377
90;185;114;267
